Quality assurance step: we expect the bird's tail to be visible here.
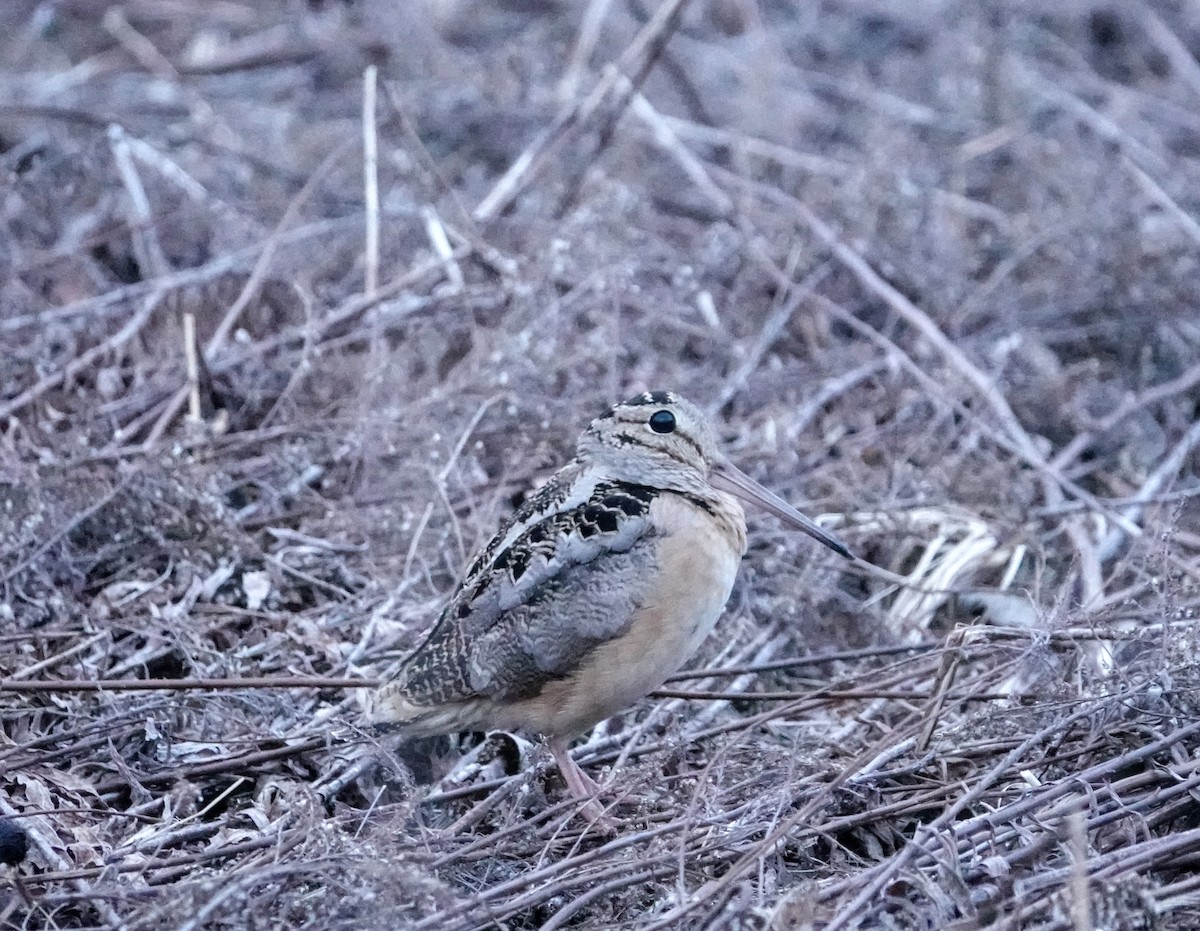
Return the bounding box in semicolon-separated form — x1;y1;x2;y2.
367;684;484;737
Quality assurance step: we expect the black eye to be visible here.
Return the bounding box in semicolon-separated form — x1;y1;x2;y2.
648;410;676;434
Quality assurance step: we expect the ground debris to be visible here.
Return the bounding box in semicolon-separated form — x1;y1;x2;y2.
2;1;1200;928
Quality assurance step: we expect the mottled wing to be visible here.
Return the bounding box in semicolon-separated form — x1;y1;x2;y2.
455;459;589;592
387;480;659;707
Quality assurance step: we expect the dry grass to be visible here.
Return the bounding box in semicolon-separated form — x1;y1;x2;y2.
2;1;1200;928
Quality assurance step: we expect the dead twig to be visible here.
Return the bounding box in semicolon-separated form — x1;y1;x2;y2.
0;675;378;693
473;0;692;221
0;291;164;423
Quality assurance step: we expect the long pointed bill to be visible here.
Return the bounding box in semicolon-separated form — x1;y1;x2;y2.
710;459;853;560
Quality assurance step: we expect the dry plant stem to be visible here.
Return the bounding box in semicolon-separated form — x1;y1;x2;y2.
0;290;164;422
643;723;927;930
702;161;1158;551
628;89;735;217
421;206;463;288
433;798;586;865
980;765;1200;878
1;475;135;584
788;357;891;436
183;310;201;423
379;81;478;237
1022;67;1167;173
3;632;108;681
664;641;936;681
362;64;379;297
914;637;963;753
1123;153;1200;248
1096;416;1200;562
444;778;525;835
198;155;347;353
648;656;1039;927
109;124;169;278
669;627;786;733
18;827;295;888
0;701;167;769
792;206;1064;485
1006;828;1200;926
0;676;377;693
313;751;381;805
102;6;239;150
411;821;692;931
652;685;1018;702
538;863;681;931
657;112;855;179
1066;517;1104;607
811;289;1171;568
2;218;354;335
631;89;1165;575
794;64;959;129
172;863;315;931
559;0;614;102
142;137;355;447
473;0;691;221
1048;360;1200;472
436;394;503;485
93;737;326;795
209;249;471;378
1068;811;1090;931
0;796;123;926
118;132;212;206
954;218;1077;326
1138;6;1200;100
821;696;1200;930
713;262;831;410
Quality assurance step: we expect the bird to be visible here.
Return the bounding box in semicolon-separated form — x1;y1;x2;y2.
368;390;852;817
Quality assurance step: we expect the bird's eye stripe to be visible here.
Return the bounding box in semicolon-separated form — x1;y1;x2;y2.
675;430;704;459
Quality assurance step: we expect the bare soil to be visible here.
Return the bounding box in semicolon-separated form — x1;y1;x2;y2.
2;1;1200;928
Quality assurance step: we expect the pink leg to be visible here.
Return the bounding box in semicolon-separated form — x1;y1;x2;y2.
549;737;610;823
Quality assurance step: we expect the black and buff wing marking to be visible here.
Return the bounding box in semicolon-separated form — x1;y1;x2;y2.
393;480;659;706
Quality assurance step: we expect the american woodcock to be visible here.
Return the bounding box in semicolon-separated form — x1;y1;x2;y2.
369;391;852;815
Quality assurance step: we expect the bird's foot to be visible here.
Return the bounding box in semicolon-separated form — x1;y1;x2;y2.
549;738;620;832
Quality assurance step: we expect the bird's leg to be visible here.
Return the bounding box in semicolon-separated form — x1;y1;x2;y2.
549;737;609;822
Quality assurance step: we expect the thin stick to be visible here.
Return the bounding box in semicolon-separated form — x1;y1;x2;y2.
0;675;378;693
1;473;136;585
1097;416;1200;561
142;139;353;446
1141;7;1200;99
714;262;831;410
2;217;352;335
0;796;123;926
422;205;463;289
101;6;238;149
183;310;201;423
651;687;1019;702
1068;811;1091;931
559;0;614;102
663;642;938;680
436;394;502;484
1049;360;1200;471
108;124;169;279
363;64;380;297
473;0;691;221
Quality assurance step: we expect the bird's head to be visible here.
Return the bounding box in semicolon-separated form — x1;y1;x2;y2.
578;390;853;559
